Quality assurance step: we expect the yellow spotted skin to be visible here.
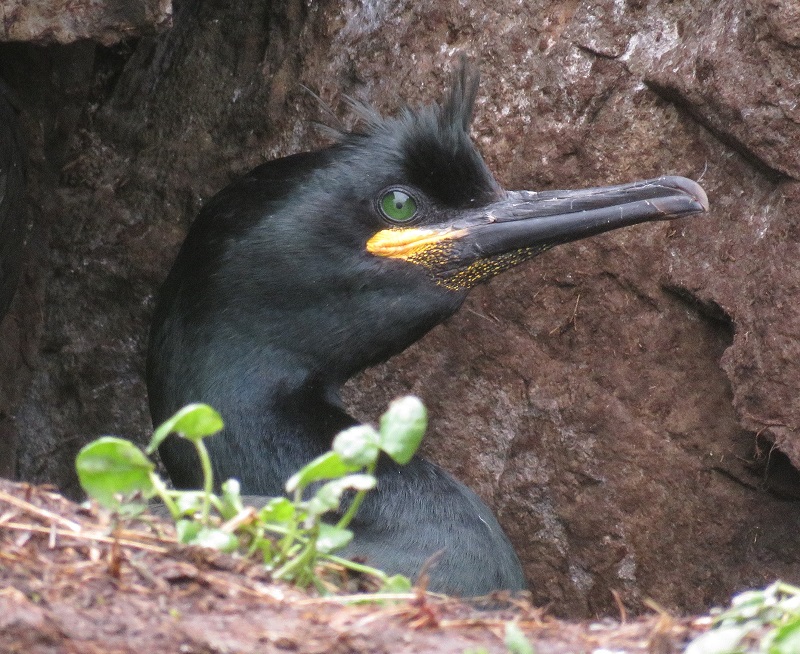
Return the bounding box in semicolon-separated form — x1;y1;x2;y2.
367;227;550;292
430;247;548;291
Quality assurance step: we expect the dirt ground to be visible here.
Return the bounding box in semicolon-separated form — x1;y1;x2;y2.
0;479;704;654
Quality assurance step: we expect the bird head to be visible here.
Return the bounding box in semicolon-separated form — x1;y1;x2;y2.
348;65;708;293
158;63;707;392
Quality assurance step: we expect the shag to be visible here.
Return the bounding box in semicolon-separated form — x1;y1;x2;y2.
147;64;708;596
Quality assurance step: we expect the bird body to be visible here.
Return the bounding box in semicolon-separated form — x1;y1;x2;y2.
147;64;707;595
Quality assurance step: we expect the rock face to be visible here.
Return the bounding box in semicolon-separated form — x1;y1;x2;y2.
0;83;27;479
0;0;172;45
0;85;26;326
2;0;800;616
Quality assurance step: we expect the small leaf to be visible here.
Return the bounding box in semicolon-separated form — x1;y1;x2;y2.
333;425;380;467
317;524;353;553
219;479;244;518
730;588;769;609
380;575;413;593
378;396;427;465
175;491;206;516
684;625;750;654
189;527;240;553
504;622;536;654
311;474;377;515
769;616;800;653
147;404;224;453
304;496;331;520
285;452;360;493
777;592;800;614
76;437;155;508
176;519;202;543
251;535;277;561
258;497;295;523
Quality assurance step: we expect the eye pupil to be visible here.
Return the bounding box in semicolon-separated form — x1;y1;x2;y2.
380;189;418;223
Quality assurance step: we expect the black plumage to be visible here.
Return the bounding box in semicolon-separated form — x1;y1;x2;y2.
147;64;707;595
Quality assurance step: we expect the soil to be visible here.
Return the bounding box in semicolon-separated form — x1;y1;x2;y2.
0;479;702;654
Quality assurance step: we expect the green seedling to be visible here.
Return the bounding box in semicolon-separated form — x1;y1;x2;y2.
463;623;535;654
686;581;800;654
504;622;536;654
76;397;425;594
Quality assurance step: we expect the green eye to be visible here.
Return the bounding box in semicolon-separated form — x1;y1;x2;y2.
379;189;418;223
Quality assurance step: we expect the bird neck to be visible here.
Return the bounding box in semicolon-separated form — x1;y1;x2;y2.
267;373;355;447
194;356;358;495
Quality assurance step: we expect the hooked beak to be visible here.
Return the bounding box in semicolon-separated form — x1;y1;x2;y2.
367;175;708;291
454;175;707;257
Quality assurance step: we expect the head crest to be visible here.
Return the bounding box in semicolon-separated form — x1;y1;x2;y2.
325;58;498;207
441;60;480;132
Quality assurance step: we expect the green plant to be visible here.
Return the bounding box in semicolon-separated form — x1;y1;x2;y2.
504;622;536;654
686;581;800;654
76;397;427;593
463;623;535;654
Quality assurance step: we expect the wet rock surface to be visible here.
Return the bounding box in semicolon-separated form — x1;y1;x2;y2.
0;83;26;320
0;82;27;479
0;0;172;45
1;0;799;617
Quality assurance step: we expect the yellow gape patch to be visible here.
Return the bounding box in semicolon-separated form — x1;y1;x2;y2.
366;227;545;292
366;228;467;260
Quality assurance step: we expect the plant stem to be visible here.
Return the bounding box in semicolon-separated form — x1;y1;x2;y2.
192;437;215;525
149;472;181;518
274;485;307;562
335;460;376;530
274;524;320;585
324;553;388;583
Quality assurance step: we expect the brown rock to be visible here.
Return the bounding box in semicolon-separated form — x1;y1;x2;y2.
3;0;800;617
0;0;173;46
